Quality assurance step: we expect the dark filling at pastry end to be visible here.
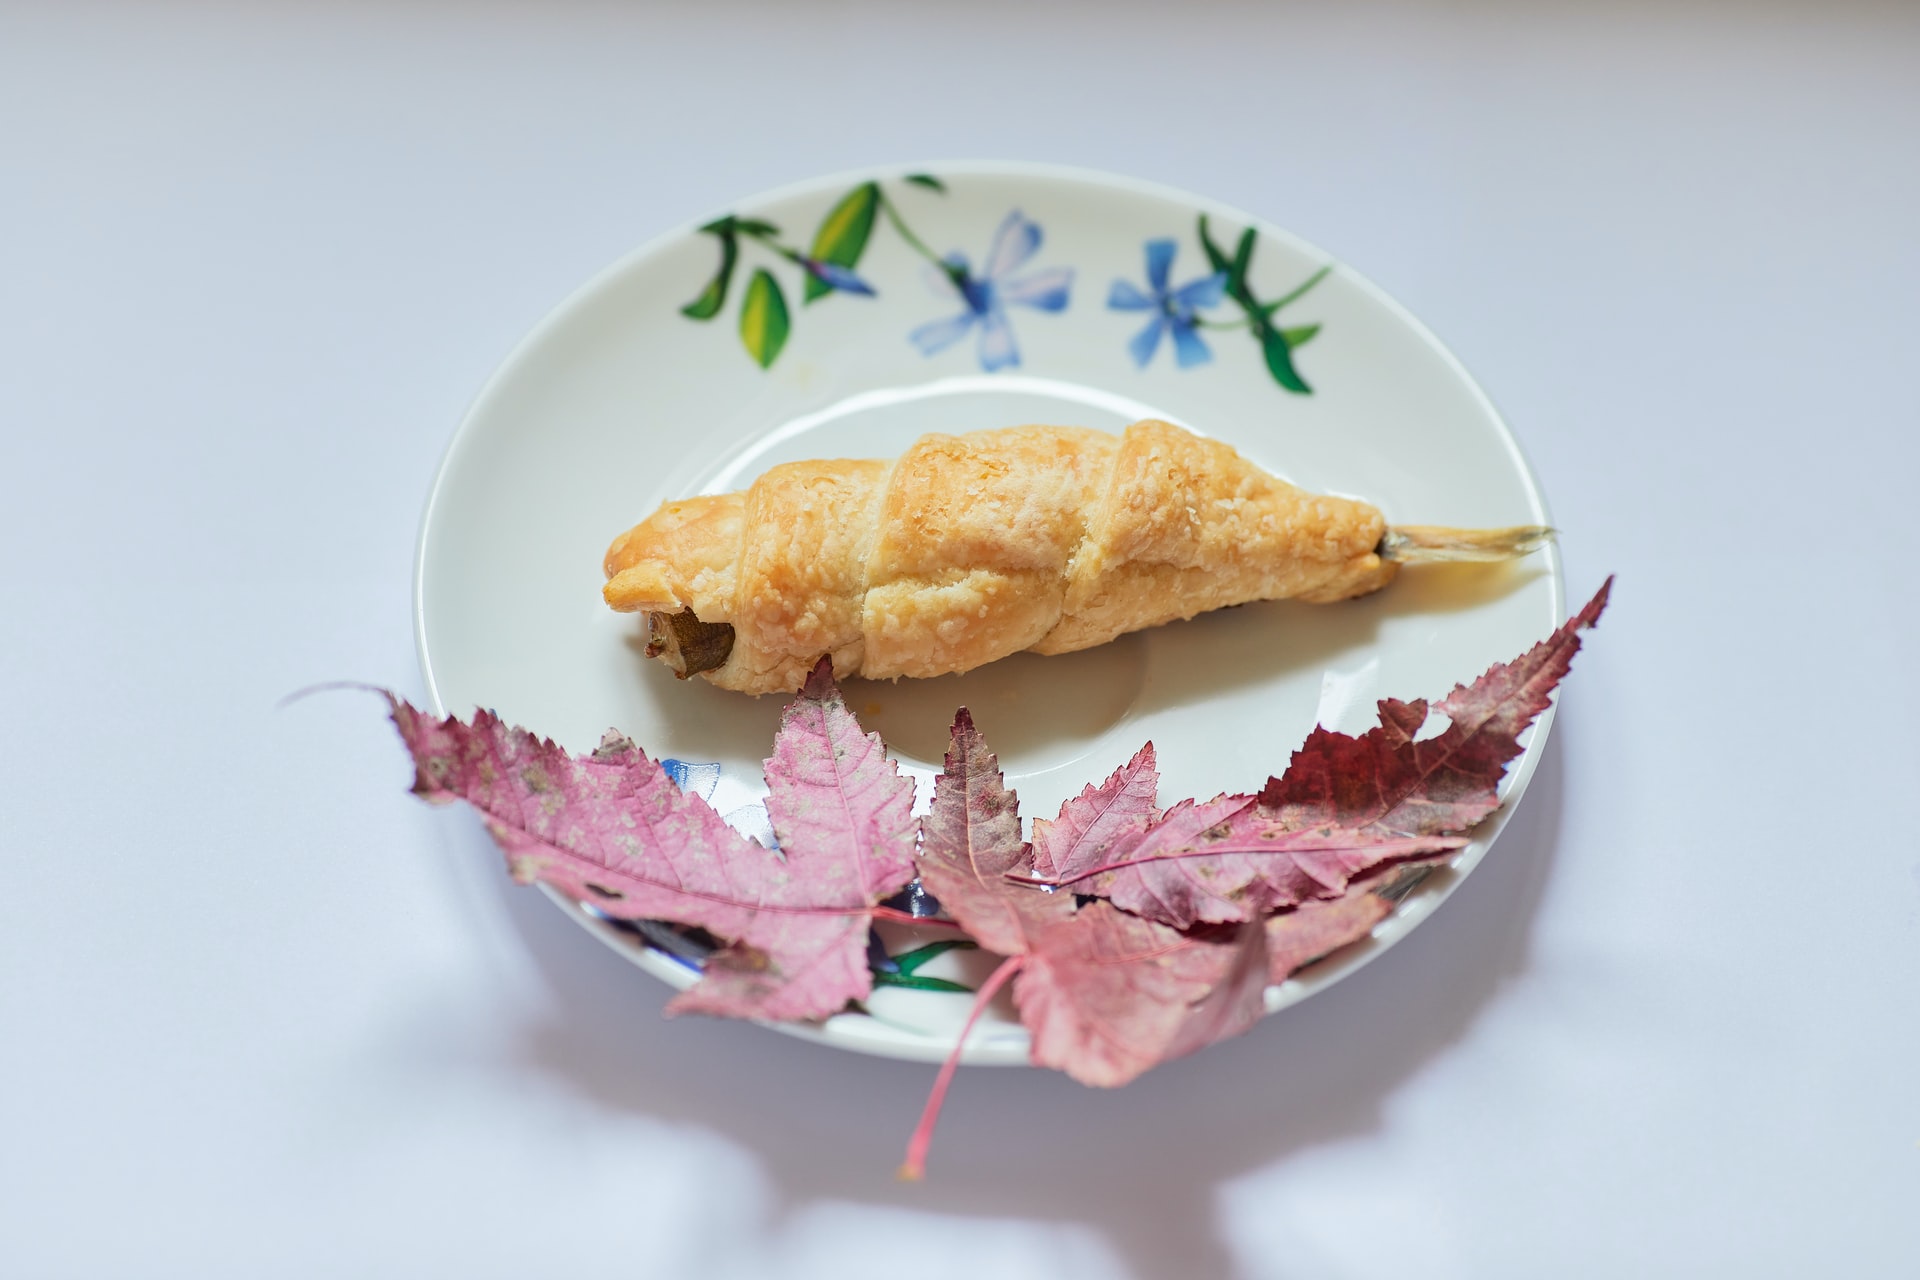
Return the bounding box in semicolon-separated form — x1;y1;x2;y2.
645;609;735;678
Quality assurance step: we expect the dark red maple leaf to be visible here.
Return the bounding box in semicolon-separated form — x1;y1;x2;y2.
1259;577;1612;841
390;658;914;1022
1043;578;1612;929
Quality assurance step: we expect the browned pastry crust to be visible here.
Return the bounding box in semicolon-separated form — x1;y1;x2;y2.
603;419;1395;694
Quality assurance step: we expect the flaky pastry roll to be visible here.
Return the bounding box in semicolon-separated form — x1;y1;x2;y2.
603;419;1546;694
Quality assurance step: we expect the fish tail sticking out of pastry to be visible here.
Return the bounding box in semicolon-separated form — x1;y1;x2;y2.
602;419;1553;695
1376;524;1555;563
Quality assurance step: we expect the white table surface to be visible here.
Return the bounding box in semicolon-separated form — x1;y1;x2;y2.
4;3;1916;1276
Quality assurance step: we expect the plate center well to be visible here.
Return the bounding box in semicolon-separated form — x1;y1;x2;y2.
701;375;1173;778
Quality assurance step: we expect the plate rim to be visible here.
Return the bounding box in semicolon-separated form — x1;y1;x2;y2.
412;157;1565;1068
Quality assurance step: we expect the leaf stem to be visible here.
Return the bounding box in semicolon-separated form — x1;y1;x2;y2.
1261;263;1332;315
733;185;957;294
1019;832;1469;888
878;191;962;284
898;953;1024;1181
871;905;968;927
736;223;809;266
1195;267;1329;330
995;874;1060;892
276;679;392;710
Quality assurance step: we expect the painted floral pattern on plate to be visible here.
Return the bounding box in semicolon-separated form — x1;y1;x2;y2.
677;174;1330;392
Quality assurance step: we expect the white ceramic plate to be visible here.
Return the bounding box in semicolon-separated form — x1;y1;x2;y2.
415;161;1563;1066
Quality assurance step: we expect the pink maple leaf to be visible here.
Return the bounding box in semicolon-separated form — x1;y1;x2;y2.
389;658;913;1022
1079;801;1466;929
1025;769;1459;931
901;711;1269;1178
913;707;1048;957
1027;744;1161;882
1261;860;1453;983
1014;902;1270;1088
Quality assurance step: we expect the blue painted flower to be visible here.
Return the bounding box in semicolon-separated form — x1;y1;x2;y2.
660;758;722;801
866;930;899;975
1108;239;1227;368
910;211;1073;372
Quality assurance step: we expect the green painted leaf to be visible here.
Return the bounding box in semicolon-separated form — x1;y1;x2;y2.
1260;322;1313;394
1201;214;1314;390
679;227;738;321
804;182;880;303
738;268;791;368
1197;214;1232;276
732;217;780;237
1229;227;1256;293
890;938;977;976
872;971;976;994
699;215;737;234
737;270;791;368
1199;216;1262;309
904;173;947;192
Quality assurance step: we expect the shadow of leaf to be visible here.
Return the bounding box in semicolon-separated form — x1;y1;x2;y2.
430;725;1567;1279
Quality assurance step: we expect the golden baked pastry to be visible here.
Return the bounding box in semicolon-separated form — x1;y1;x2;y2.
603;419;1548;694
